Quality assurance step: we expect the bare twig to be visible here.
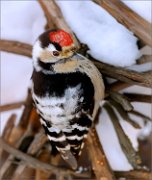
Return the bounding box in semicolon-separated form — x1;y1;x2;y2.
0;102;24;112
136;55;152;65
0;115;16;167
93;60;152;88
87;128;116;180
27;129;47;155
104;103;142;169
0;40;32;57
9;109;41;179
108;91;133;111
0;138;91;178
124;93;152;103
93;0;152;47
108;81;132;92
18;89;33;128
35;149;52;180
129;110;152;122
2;114;16;140
115;170;152;179
110;100;141;129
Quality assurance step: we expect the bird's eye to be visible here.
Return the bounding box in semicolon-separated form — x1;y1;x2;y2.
53;51;60;56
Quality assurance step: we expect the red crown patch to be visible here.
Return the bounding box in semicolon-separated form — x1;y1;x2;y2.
49;30;73;47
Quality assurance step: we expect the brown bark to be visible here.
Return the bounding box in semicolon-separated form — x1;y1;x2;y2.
87;129;116;180
0;102;24;112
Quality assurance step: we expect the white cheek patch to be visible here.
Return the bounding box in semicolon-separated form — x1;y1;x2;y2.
46;44;56;52
32;40;43;60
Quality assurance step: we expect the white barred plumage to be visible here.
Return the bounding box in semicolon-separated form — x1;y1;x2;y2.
32;29;105;170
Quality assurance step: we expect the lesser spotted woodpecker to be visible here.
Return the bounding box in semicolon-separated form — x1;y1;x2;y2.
32;29;105;169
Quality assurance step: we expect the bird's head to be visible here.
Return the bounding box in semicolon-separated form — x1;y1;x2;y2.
33;29;77;66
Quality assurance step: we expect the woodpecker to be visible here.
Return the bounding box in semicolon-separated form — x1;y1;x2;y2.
32;29;104;170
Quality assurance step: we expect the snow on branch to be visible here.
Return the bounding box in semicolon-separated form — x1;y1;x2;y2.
93;0;152;47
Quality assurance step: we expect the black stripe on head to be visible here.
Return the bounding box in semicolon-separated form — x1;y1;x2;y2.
39;31;51;49
52;42;62;51
38;29;62;51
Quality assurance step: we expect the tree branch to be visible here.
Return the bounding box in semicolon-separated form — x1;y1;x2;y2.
108;91;133;111
87;129;116;180
136;55;152;65
104;103;142;169
0;102;24;112
0;40;32;58
124;93;152;103
93;60;152;88
0;138;91;178
115;170;152;179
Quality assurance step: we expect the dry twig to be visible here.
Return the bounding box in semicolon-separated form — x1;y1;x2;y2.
104;103;142;169
124;93;152;103
110;100;141;129
0;138;91;178
115;170;152;180
0;101;24;112
1;114;17;140
136;55;152;65
0;39;32;57
108;91;133;111
87;129;116;180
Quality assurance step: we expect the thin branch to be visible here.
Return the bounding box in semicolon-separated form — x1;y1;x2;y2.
115;170;152;180
0;138;91;178
124;93;152;103
104;103;142;169
108;91;133;111
93;0;152;47
110;100;141;129
35;149;52;180
18;89;33;128
108;81;132;92
0;40;32;58
129;110;152;122
0;101;24;112
87;128;116;180
2;114;16;140
93;60;152;88
27;129;47;155
0;114;17;167
136;55;152;65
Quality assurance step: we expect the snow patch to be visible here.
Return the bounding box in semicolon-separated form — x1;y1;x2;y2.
57;0;140;67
